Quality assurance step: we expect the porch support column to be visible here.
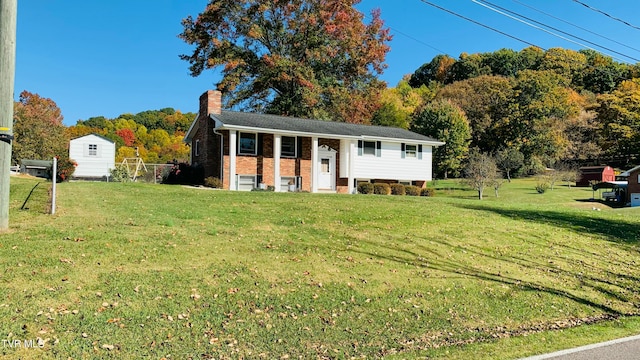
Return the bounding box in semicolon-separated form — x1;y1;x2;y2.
311;137;319;193
229;130;237;190
273;134;281;192
348;140;356;194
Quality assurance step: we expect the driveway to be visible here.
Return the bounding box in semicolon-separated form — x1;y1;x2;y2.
521;334;640;359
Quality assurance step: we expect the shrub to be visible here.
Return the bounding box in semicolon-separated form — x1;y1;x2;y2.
373;183;391;195
390;184;405;195
535;182;549;194
110;165;131;182
162;163;204;185
357;183;374;194
204;176;223;188
55;156;77;182
420;187;435;197
405;185;421;196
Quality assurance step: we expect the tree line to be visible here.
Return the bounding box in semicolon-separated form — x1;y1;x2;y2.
374;47;640;178
11;90;194;172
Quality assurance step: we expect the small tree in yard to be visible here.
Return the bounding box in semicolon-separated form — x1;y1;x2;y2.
495;147;524;182
463;150;499;200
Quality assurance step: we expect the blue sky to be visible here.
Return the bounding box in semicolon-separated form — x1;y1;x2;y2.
15;1;640;126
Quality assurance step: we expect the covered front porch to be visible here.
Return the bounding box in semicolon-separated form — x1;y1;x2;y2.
227;130;356;193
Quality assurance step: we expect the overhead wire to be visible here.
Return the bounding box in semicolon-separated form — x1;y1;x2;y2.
473;0;640;63
512;0;640;54
415;0;635;84
417;0;542;50
572;0;640;32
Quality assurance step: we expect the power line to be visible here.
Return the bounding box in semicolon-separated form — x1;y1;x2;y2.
415;0;633;84
513;0;640;54
418;0;542;50
473;0;640;63
572;0;640;32
363;14;450;56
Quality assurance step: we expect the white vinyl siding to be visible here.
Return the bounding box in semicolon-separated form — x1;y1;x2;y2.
69;134;115;178
353;141;433;180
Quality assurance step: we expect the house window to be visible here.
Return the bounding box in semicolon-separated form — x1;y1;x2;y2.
237;175;256;191
195;139;200;157
363;141;376;156
88;144;98;156
405;144;417;158
281;136;296;157
239;132;257;155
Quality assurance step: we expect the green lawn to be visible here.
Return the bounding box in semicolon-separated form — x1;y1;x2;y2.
2;176;639;359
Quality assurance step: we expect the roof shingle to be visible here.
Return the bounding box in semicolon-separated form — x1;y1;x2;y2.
212;111;443;144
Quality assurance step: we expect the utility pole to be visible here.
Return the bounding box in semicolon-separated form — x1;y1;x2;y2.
0;0;17;230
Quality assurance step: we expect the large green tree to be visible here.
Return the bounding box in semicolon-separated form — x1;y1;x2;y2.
436;75;514;152
596;79;640;162
179;0;391;124
12;91;68;165
411;99;471;178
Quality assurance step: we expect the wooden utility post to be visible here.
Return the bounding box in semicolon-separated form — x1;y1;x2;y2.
0;0;17;230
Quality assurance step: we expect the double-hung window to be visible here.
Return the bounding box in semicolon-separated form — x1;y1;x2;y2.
238;132;257;155
363;141;376;156
402;143;422;159
281;136;296;157
88;144;98;156
405;144;417;158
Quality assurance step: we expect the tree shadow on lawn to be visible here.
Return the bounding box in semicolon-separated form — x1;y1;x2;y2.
346;237;632;317
455;203;640;245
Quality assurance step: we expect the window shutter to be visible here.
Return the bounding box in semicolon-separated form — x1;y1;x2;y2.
418;145;423;160
297;137;303;158
358;140;363;156
401;143;406;159
376;141;381;157
257;134;264;156
236;134;240;155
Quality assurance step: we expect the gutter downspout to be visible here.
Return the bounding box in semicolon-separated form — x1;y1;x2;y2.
213;128;224;185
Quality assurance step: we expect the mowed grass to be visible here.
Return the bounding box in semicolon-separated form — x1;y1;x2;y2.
1;176;640;359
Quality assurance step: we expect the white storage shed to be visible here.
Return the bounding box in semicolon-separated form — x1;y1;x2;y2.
69;134;115;179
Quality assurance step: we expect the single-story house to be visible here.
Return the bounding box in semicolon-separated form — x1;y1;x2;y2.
619;165;640;207
184;90;444;193
69;134;116;179
577;165;615;187
20;159;52;179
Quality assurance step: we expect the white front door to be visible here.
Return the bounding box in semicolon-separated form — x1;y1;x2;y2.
318;151;335;190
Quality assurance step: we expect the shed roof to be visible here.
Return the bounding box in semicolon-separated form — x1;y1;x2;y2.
208;111;443;144
70;133;115;143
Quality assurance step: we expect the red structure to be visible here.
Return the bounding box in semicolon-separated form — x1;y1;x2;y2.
577;166;615;187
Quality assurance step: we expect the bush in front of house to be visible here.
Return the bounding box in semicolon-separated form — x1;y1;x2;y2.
357;183;374;194
204;176;223;188
405;185;421;196
373;183;391;195
390;184;405;195
420;187;435;197
162;163;204;185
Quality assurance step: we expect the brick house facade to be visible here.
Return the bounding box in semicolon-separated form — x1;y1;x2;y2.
185;90;444;193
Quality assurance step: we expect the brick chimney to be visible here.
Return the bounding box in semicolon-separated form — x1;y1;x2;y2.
199;90;222;116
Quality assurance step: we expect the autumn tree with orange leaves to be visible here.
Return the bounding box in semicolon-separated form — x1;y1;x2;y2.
12;91;69;165
180;0;391;124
